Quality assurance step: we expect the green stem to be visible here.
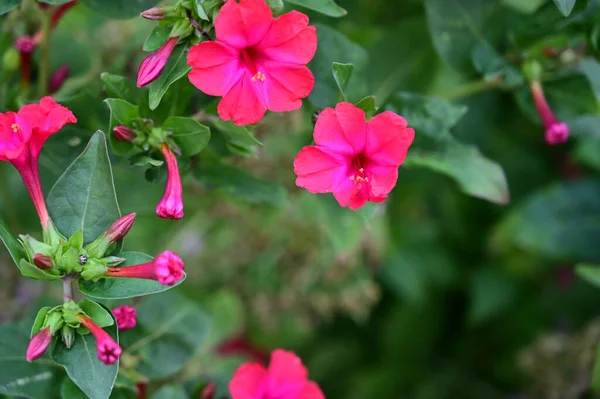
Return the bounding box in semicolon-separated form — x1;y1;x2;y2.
63;277;74;303
38;10;52;97
437;79;499;101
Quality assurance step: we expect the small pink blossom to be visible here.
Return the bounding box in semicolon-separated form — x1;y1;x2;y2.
78;315;122;365
156;144;184;220
26;326;52;361
105;250;185;286
137;37;178;87
531;80;569;145
294;102;414;210
112;305;137;331
229;349;324;399
113;125;136;142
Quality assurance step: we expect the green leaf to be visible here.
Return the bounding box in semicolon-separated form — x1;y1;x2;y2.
129;154;164;167
104;98;139;156
143;25;171;52
425;0;503;73
0;0;21;14
577;264;600;288
467;268;517;324
0;219;26;269
309;24;368;108
194;0;210;19
492;179;600;261
151;385;187;399
284;0;346;17
163;116;211;157
195;163;289;207
79;0;158;19
471;43;524;88
501;0;546;14
78;251;186;299
51;311;119;399
355;96;377;113
78;299;114;333
125;291;211;379
148;45;192;110
19;259;64;281
553;0;577;16
61;378;88;399
212;119;262;156
31;307;52;337
591;336;600;393
100;73;141;105
332;62;354;100
47;132;121;244
37;0;74;4
0;320;59;398
265;0;284;11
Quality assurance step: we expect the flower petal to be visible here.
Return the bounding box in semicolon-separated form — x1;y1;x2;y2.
262;61;314;112
313;107;356;156
268;349;308;382
258;11;317;64
215;0;273;48
294;146;348;194
218;74;267;126
334;102;367;154
299;382;326;399
229;362;268;399
187;41;242;96
333;178;369;210
366;111;414;167
368;165;398;198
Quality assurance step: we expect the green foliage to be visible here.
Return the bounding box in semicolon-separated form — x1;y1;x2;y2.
553;0;578;16
284;0;346;17
148;45;191;111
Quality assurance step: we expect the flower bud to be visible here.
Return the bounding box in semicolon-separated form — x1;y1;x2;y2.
105;250;185;286
113;125;136;142
61;325;75;348
15;36;36;55
112;305;137;331
140;6;172;20
78;315;122;365
200;383;215;399
33;254;53;270
85;213;136;258
156;144;184;220
49;65;69;94
530;80;569;146
26;327;52;361
137;37;179;87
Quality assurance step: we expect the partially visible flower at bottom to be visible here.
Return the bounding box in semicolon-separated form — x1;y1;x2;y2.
156;144;184;220
229;349;325;399
78;315;122;365
26;327;53;361
530;80;569;145
112;305;137;331
105;250;185;286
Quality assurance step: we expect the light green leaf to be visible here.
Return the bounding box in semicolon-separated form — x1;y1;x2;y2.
78;252;186;299
31;307;52;337
332;62;354;100
151;385;187;399
355;96;377;114
553;0;577;16
577;264;600;288
212;119;262;156
47;131;121;244
148;45;192;110
0;220;26;270
19;259;64;281
163;116;211;157
501;0;546;14
284;0;346;17
143;25;171;52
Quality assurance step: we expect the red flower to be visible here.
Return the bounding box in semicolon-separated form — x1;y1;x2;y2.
105;251;185;286
112;305;137;331
294;102;414;210
26;326;53;362
530;80;569;145
78;315;122;365
156;144;184;220
0;97;77;228
137;37;179;87
229;349;324;399
187;0;317;126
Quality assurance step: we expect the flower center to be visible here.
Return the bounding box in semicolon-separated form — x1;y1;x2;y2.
240;48;266;83
11;123;24;140
348;155;370;189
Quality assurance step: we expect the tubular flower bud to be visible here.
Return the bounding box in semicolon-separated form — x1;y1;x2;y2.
105;251;185;286
61;325;75;348
137;37;179;87
113;125;136;142
26;327;53;362
530;80;569;145
33;254;53;270
156;144;184;220
140;6;177;20
200;383;216;399
112;305;137;331
15;36;36;86
78;315;122;365
49;65;70;94
85;213;136;258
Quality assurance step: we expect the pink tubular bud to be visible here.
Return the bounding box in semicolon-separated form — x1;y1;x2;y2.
26;327;52;361
531;81;569;146
112;305;137;331
156;144;184;220
105;250;185;286
32;254;53;270
51;1;77;28
137;37;178;87
15;37;36;55
141;7;166;20
49;65;69;94
78;315;122;365
113;125;136;142
200;383;216;399
105;213;136;244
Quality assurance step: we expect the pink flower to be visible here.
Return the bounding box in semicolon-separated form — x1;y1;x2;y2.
105;250;185;286
78;315;122;365
229;349;324;399
113;125;136;142
0;97;77;228
156;144;184;220
294;102;414;210
187;0;317;126
137;37;179;87
112;305;137;331
530;80;569;145
26;326;53;362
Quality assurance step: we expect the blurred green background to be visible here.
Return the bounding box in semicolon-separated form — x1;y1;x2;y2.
2;0;600;398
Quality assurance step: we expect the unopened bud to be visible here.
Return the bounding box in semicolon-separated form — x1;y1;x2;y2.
26;327;52;361
61;325;75;348
49;65;69;94
141;7;166;20
137;36;178;87
103;256;126;267
33;254;53;270
105;213;136;244
200;383;215;399
113;125;136;142
2;48;19;72
15;36;36;55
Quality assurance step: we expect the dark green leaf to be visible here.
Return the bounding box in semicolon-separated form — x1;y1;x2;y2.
47;131;121;244
100;73;141;105
148;45;192;110
355;96;377;113
553;0;577;16
467;268;517;324
79;0;159;19
0;0;20;15
143;25;171;52
577;264;600;288
0;219;26;269
104;99;139;156
212;119;262;156
78;252;186;299
284;0;346;17
332;62;354;100
471;44;524;87
61;378;88;399
163;116;211;157
51;314;119;399
151;385;187;399
195;163;289;207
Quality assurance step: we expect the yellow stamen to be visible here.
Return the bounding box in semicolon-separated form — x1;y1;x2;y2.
251;71;266;82
11;123;21;133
